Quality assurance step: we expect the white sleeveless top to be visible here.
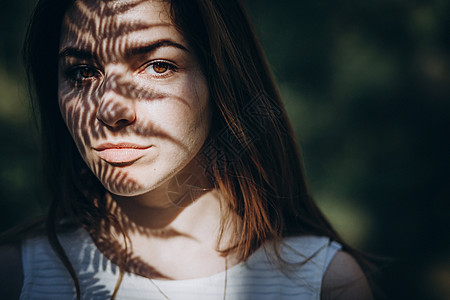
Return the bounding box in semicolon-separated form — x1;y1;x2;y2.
20;228;341;300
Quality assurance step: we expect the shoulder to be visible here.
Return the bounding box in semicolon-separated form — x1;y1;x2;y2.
321;251;373;300
281;235;340;256
0;242;24;299
279;235;342;271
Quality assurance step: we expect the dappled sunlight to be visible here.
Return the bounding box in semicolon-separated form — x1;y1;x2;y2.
1;0;449;298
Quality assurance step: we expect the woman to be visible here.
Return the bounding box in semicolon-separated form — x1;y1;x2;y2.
0;0;372;299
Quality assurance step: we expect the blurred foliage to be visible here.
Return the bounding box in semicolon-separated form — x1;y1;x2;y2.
0;0;449;299
0;0;45;231
244;1;450;299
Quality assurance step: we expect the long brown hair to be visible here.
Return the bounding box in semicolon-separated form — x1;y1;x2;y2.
168;0;342;255
24;0;357;298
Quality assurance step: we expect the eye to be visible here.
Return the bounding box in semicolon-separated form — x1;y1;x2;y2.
144;61;177;77
65;65;101;83
152;62;169;73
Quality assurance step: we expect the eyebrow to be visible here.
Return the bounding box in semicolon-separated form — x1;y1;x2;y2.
127;40;189;58
58;39;189;61
58;47;96;61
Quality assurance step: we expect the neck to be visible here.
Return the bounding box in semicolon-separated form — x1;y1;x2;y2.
93;187;239;280
111;188;224;239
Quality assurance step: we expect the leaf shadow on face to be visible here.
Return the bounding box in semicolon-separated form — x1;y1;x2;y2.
59;0;214;281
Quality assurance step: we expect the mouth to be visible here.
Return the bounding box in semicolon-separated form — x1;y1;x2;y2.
93;143;151;165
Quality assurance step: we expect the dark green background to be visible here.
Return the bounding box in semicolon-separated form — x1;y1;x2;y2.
1;0;449;299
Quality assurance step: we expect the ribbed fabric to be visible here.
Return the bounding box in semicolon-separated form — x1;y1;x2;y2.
20;228;341;300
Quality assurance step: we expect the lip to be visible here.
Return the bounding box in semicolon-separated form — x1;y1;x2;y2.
93;143;151;164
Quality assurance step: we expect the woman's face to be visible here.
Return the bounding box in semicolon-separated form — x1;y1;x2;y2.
58;0;210;197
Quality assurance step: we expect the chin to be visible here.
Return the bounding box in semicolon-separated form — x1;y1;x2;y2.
99;171;171;199
91;152;200;200
101;180;144;197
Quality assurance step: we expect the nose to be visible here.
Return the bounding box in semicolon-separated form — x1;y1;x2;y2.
96;79;136;129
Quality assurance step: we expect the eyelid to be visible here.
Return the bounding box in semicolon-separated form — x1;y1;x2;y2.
64;64;103;83
139;59;178;78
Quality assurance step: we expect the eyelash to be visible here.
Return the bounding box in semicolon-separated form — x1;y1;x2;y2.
142;60;178;78
63;60;178;85
65;65;101;84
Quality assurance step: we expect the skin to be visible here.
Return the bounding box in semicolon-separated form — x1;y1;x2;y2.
322;252;374;300
56;0;374;291
0;1;373;298
58;0;211;201
44;0;375;297
58;0;234;279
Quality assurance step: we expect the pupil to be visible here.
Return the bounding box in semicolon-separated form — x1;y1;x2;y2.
81;68;94;78
154;63;167;73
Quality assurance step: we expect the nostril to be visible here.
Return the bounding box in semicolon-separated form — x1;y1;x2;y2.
96;98;136;129
115;118;135;128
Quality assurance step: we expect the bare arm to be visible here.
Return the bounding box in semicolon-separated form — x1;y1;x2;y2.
321;251;373;300
0;243;23;299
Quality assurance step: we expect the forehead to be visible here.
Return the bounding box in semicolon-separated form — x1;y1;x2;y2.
60;0;175;48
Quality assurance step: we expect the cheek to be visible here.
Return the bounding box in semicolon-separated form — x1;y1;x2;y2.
165;81;210;149
184;71;211;137
58;84;98;151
